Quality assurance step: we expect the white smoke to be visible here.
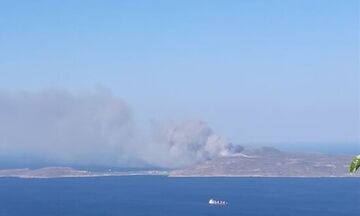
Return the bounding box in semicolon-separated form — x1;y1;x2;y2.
144;121;238;167
0;89;241;168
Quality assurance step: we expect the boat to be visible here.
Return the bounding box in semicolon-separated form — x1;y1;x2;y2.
208;198;228;206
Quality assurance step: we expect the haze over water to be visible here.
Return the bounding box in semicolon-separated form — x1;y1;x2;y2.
0;0;358;168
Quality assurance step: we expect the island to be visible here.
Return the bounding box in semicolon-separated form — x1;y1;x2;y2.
0;167;168;178
170;147;359;177
0;147;358;178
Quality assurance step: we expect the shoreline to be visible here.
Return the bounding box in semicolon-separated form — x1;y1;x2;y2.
1;166;358;179
1;174;358;179
168;175;359;178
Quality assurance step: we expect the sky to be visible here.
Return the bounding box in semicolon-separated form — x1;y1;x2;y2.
0;0;359;151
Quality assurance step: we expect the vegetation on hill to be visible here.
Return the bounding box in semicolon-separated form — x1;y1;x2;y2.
350;155;360;173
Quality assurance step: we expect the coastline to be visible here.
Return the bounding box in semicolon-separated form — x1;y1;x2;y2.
0;167;168;179
1;165;358;179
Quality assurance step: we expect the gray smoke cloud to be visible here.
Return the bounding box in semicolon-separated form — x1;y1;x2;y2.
0;90;241;168
144;121;241;167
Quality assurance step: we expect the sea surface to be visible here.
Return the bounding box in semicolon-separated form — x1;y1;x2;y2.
0;176;359;216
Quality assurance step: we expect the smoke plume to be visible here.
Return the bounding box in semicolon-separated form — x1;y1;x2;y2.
144;121;241;167
0;90;241;168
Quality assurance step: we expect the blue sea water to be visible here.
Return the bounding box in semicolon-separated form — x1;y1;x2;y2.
0;176;359;216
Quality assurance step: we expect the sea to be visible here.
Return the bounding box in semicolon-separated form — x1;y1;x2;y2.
0;176;359;216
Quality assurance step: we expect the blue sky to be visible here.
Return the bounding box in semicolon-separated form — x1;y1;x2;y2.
0;0;359;145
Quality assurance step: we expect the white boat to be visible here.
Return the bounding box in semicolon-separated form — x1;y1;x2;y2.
208;198;228;206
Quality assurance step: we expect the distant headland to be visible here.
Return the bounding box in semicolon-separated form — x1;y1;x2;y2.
0;167;167;178
0;147;358;178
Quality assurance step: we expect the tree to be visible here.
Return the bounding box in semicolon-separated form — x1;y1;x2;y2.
349;155;360;173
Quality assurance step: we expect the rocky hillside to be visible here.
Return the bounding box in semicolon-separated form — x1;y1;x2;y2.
170;147;359;177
